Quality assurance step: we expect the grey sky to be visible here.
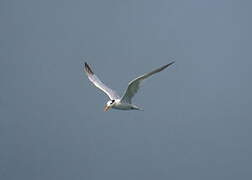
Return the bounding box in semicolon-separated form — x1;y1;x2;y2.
1;0;252;179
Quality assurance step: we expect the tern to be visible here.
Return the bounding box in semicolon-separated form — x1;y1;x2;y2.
84;62;174;111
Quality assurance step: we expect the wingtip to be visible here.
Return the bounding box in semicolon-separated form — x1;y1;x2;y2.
167;61;175;66
162;61;174;69
84;62;94;75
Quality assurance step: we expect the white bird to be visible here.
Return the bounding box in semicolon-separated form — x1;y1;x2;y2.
84;62;174;111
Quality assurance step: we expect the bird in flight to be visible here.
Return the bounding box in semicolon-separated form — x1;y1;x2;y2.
84;61;174;111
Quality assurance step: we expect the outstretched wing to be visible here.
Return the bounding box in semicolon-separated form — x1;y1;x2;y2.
121;62;174;103
84;62;119;100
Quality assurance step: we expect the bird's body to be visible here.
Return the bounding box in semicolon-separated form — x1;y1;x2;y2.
109;99;142;110
84;62;174;111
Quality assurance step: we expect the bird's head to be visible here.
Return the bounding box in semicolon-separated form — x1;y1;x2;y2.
104;99;115;112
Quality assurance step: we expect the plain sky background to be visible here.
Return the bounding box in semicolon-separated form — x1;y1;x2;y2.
1;0;252;179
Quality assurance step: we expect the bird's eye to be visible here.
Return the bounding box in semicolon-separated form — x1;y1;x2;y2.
111;100;115;104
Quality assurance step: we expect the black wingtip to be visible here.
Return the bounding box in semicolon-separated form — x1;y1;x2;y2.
167;61;175;66
84;62;94;75
162;61;175;69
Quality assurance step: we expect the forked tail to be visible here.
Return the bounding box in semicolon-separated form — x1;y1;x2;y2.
132;105;143;111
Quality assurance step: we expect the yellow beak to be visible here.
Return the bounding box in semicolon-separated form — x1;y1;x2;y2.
104;105;111;112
